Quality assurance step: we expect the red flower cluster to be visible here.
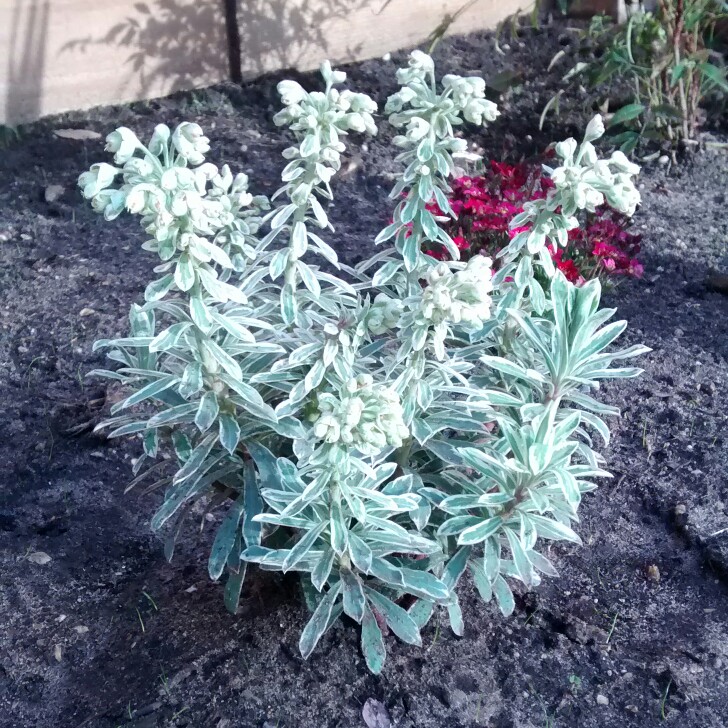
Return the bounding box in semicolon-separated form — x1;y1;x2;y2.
426;161;643;285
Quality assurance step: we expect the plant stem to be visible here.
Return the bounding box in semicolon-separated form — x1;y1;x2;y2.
672;0;691;140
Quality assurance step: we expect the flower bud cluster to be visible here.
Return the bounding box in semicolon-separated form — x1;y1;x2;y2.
78;123;268;294
386;52;498;144
550;134;640;215
417;255;494;329
399;255;495;359
549;120;641;217
367;293;404;335
507;116;641;267
274;62;376;191
311;375;410;456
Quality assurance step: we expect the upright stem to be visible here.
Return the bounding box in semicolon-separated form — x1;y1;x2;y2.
669;0;691;141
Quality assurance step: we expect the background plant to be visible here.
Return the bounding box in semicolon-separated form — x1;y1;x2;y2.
545;1;728;151
79;53;646;673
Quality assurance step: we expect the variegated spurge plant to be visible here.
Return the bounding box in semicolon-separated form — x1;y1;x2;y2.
80;51;648;673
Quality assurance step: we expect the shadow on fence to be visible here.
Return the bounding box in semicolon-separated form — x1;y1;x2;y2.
4;0;49;125
60;0;373;99
236;0;369;76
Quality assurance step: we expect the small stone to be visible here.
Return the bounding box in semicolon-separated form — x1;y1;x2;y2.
79;307;95;317
658;155;669;165
28;551;52;565
74;626;89;634
44;184;65;203
675;504;687;516
54;128;102;141
54;644;62;662
700;381;716;395
381;52;392;62
596;694;609;706
362;698;391;728
646;564;661;583
625;704;639;713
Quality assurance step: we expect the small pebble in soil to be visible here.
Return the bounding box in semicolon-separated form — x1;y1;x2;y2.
596;694;609;706
45;184;65;203
646;564;661;583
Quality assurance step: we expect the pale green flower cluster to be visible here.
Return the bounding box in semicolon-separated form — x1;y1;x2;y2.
366;293;403;335
419;256;494;327
376;54;499;284
268;62;378;324
407;255;494;359
387;56;499;146
77;123;267;311
274;61;376;208
506;114;641;275
311;375;409;455
549;124;641;216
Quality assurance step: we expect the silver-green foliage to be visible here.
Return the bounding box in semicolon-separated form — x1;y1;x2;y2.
79;52;647;673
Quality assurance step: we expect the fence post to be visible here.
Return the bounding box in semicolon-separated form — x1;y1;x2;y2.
223;0;241;83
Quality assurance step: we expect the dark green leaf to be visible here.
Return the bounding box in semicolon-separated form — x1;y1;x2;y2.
299;583;341;659
361;605;386;674
341;568;367;623
218;413;241;454
457;517;504;546
195;391;219;432
208;494;246;581
607;103;645;127
224;564;247;614
493;575;515;617
364;587;422;646
242;459;263;547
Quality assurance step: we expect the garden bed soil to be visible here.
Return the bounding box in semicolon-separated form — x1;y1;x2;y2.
1;20;728;728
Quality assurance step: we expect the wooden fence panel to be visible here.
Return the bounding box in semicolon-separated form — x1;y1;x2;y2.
0;0;534;125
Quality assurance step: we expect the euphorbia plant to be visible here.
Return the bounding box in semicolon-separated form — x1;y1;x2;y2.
79;52;648;673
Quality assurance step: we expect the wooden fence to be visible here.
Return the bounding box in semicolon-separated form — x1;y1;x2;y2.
0;0;621;125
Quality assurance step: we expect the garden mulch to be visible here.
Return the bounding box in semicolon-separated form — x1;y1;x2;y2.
1;20;727;728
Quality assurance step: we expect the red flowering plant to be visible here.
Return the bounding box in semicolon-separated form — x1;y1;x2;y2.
424;159;643;285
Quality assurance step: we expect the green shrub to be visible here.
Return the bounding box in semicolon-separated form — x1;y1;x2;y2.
79;52;647;672
546;1;728;150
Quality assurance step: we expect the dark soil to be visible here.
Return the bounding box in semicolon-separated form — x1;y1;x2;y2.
2;20;728;728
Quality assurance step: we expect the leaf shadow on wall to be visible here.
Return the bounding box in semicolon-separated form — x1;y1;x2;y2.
4;0;50;126
60;0;373;99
